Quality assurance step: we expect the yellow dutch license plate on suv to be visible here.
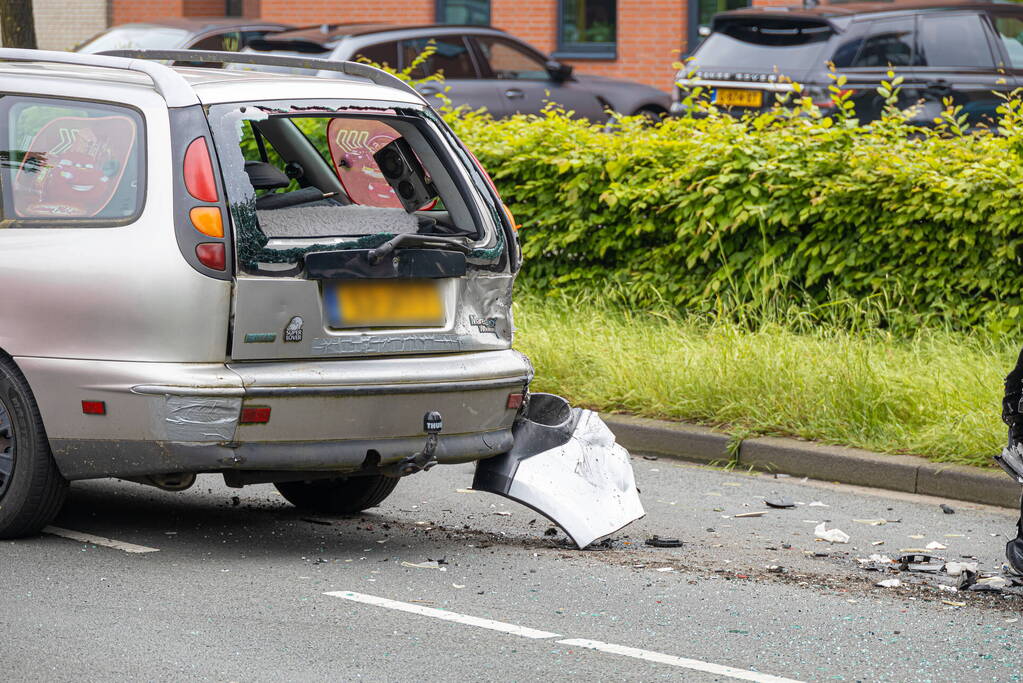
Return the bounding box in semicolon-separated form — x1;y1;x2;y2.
325;279;444;328
714;88;763;108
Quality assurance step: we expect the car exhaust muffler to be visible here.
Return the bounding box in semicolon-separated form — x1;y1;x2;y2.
473;393;645;549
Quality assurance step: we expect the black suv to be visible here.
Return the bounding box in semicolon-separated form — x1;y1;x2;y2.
672;1;1023;125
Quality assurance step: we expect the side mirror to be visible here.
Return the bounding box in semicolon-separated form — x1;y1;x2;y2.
546;60;573;82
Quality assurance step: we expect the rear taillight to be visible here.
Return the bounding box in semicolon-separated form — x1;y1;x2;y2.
195;243;226;271
189;206;224;238
184;137;219;202
506;393;524;410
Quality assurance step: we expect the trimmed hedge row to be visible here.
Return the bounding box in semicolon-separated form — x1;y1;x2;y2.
448;98;1023;330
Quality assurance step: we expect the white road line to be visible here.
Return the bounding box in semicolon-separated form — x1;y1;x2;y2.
557;639;803;683
325;591;560;639
327;591;803;682
43;526;160;554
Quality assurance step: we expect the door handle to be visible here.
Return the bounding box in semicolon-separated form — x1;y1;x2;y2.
505;88;525;99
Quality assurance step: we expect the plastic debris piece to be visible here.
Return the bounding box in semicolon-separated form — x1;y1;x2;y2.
654;567;675;572
942;600;966;607
872;541;885;546
956;569;978;590
908;534;925;539
401;560;441;569
643;455;658;461
734;511;768;518
940;504;955;514
944;561;978;577
938;584;958;593
808;501;829;507
976;576;1009;589
645;536;683;548
765;497;795;509
853;519;888;526
452;584;466;589
544;527;558;536
455;488;475;494
766;565;784;573
925;541;947;550
493;511;512;516
814;522;850;544
898;554;944;573
876;578;902;588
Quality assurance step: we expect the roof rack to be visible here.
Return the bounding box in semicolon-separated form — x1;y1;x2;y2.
0;48;199;107
98;49;423;102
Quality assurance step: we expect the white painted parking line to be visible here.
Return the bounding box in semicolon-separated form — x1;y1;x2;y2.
326;591;803;682
43;526;160;554
325;591;560;639
557;638;803;683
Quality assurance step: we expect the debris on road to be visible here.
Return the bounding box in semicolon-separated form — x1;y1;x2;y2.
814;523;850;544
734;511;768;518
898;554;945;573
764;497;795;509
944;562;978;577
645;536;683;548
940;504;956;514
401;560;441;570
808;501;829;508
925;541;948;550
853;519;888;526
876;578;902;588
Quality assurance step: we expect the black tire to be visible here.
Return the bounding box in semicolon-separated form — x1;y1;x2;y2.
0;356;67;539
633;107;666;124
275;475;399;514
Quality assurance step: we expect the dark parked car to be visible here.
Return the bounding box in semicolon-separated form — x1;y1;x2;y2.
240;23;671;120
672;1;1023;126
77;17;294;60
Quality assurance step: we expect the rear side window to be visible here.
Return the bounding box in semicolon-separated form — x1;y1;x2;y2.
846;18;916;68
352;41;400;70
401;36;477;79
0;96;145;225
918;13;994;68
993;16;1023;68
695;19;832;73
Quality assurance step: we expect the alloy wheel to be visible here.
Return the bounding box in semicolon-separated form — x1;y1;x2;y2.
0;396;15;499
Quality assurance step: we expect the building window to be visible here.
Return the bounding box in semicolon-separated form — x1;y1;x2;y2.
436;0;491;26
557;0;617;59
689;0;750;52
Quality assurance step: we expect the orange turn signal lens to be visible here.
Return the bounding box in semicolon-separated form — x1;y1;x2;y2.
190;206;224;238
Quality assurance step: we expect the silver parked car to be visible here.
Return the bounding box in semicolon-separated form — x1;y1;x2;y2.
0;48;643;545
240;24;671;121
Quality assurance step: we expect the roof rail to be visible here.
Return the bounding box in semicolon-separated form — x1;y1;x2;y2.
0;48;199;107
98;49;424;102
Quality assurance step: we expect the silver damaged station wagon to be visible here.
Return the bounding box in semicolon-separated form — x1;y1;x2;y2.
0;49;643;547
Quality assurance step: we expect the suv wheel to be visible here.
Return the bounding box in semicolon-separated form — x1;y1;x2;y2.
0;357;68;538
275;475;399;514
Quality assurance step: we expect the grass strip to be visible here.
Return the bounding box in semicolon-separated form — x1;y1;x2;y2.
514;292;1015;468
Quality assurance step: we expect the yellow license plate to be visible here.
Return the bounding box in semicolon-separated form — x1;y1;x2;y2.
327;279;444;328
715;88;763;108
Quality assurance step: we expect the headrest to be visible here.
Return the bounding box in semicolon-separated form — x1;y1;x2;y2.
244;160;290;190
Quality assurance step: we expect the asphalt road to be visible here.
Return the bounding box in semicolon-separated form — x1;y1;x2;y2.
4;453;1022;682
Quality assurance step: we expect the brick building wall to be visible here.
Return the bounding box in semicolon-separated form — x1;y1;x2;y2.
32;0;110;50
259;1;433;25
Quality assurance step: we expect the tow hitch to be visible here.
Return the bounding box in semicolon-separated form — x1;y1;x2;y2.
384;412;443;477
473;393;645;549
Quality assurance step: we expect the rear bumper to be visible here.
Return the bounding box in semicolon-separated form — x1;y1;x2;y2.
17;350;532;480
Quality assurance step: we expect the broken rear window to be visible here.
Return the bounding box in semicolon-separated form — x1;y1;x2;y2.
208;102;500;270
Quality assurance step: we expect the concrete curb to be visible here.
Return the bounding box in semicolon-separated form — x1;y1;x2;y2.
602;414;1020;509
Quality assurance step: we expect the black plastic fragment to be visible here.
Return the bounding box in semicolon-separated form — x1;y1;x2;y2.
764;497;795;509
645;536;683;548
940;504;956;514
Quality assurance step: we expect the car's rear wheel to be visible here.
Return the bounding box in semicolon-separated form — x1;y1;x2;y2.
0;356;68;539
275;475;399;514
633;107;666;124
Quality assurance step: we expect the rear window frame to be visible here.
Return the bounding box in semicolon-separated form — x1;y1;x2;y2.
0;93;148;229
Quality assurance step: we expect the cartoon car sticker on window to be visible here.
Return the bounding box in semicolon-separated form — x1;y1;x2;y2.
14;115;136;218
326;118;405;209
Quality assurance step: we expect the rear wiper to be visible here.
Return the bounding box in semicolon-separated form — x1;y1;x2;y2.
367;233;472;265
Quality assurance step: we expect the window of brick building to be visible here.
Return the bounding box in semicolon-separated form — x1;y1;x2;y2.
556;0;616;59
437;0;491;26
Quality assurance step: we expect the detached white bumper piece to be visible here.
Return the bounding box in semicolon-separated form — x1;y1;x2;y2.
473;393;645;549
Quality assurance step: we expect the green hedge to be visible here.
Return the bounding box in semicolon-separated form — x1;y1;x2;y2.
448;93;1023;331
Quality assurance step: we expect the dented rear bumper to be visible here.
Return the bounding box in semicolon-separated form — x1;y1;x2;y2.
16;350;531;480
